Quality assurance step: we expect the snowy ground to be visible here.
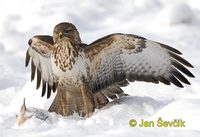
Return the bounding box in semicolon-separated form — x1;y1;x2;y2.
0;0;200;137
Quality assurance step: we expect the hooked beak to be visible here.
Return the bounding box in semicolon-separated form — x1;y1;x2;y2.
59;32;63;39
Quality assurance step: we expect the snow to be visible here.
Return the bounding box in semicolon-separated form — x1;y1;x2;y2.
0;0;200;137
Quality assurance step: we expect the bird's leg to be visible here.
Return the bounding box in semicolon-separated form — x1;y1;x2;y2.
80;84;94;118
57;87;69;116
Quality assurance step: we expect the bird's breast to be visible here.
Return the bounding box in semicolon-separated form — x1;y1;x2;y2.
51;45;89;86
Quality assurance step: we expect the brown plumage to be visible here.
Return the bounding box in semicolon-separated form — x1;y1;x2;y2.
26;22;195;117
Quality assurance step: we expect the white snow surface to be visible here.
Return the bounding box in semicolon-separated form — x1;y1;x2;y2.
0;0;200;137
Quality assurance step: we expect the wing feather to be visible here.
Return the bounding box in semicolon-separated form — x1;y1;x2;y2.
158;76;170;85
169;75;183;88
85;33;194;93
26;35;56;99
41;80;46;97
31;60;36;81
160;43;182;55
36;68;41;89
168;51;193;67
25;50;31;67
171;68;190;85
171;60;194;77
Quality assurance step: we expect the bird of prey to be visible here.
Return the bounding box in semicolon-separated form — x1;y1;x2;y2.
26;22;195;117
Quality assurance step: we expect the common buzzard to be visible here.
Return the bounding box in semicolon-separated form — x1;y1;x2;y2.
26;22;195;117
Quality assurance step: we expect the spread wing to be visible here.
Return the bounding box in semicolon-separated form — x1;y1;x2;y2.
81;42;129;108
85;33;195;93
25;35;57;99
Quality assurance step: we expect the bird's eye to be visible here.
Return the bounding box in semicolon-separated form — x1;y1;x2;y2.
63;30;69;34
63;28;73;34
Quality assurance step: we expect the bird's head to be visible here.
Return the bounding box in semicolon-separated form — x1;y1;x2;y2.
53;22;81;44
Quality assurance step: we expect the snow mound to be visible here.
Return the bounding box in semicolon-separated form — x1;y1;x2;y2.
0;96;168;127
157;2;194;26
